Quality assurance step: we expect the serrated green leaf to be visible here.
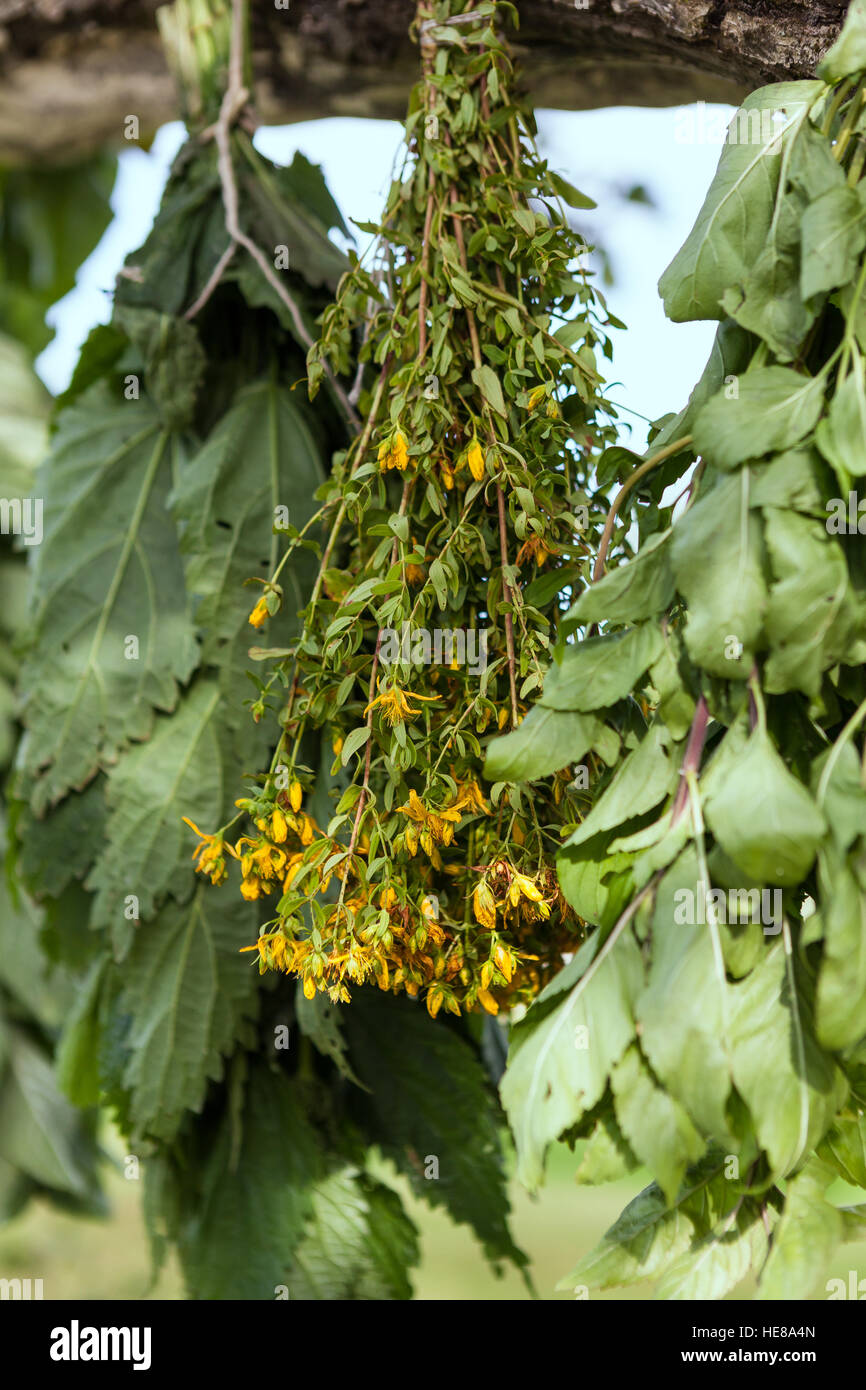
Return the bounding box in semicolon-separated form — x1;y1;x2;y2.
18;385;198;813
118;887;260;1141
171;379;323;659
343;990;526;1273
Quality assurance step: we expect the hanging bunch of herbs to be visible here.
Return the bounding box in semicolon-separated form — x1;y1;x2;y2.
188;0;624;1019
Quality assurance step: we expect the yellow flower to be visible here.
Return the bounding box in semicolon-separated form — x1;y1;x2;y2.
526;385;546;410
466;438;485;482
240;876;261;901
271;807;288;843
454;779;490;815
477;988;499;1016
365;682;439;726
182;817;228;885
473;881;497;931
248;596;269;628
377;429;410;472
289;780;303;813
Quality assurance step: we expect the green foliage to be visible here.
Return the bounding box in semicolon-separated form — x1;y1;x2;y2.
488;0;866;1298
10;0;523;1298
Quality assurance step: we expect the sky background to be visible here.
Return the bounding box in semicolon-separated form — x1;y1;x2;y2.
35;107;734;448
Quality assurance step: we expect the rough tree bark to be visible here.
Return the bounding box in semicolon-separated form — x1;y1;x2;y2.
0;0;849;164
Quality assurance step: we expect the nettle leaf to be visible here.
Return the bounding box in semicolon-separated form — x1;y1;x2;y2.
118;886;260;1142
565;724;677;850
484;705;604;781
692;366;825;469
636;850;733;1137
703;725;825;886
816;357;866;479
18;385;198;813
113;306;206;431
671;470;766;678
762;507;860;697
659;81;823;321
152;1061;322;1299
565;531;674;627
819;0;866;81
542;624;663;712
611;1044;705;1205
800;184;866;301
284;1169;418;1300
729;945;847;1180
342;991;526;1273
756;1160;841;1299
171;379;322;659
85;679;229;930
501;924;644;1189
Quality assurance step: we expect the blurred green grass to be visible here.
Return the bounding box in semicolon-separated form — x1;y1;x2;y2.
0;1135;862;1300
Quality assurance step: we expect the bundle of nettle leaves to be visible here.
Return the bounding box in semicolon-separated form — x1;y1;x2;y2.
10;0;866;1298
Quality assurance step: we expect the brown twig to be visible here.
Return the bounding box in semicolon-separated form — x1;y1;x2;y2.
593;435;692;583
183;0;360;430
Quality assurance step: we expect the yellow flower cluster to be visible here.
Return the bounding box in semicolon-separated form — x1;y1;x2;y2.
377;429;410;472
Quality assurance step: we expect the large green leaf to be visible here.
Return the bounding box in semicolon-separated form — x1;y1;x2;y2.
659;82;823;321
756;1160;841;1299
671;470;766;678
284;1169;418;1299
484;705;605;781
117;886;260;1141
541;625;663;712
611;1044;705;1204
729;943;846;1179
703;725;825;886
85;679;234;930
635;850;733;1137
171;379;323;659
343;991;526;1273
558;1153;731;1292
17;385;198;812
149;1061;322;1299
501;924;644;1188
692;367;826;470
801;184;866;301
0;1026;102;1201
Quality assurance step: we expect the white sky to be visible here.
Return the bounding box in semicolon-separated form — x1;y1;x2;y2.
35;107;733;447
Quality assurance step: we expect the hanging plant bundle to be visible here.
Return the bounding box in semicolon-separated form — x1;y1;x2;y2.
190;0;622;1017
487;3;866;1297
